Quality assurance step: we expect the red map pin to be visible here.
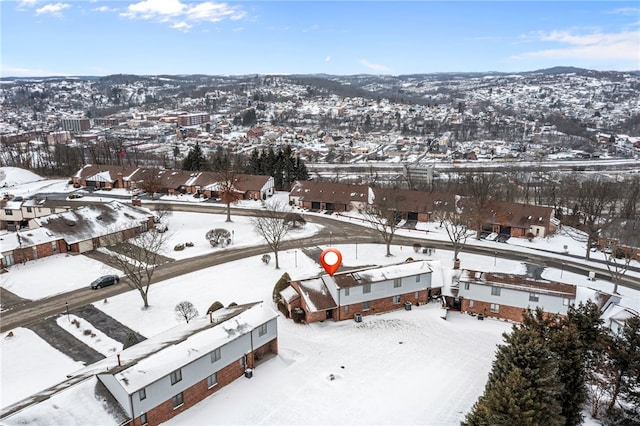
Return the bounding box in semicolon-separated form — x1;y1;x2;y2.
320;248;342;276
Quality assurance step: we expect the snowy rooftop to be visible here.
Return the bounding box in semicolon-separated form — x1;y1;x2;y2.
70;302;276;393
332;260;432;288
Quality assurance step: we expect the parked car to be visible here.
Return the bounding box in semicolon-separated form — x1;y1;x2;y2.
485;232;499;241
68;193;84;199
90;275;120;289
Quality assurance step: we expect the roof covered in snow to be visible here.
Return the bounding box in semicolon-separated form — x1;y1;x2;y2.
71;302;276;393
332;260;432;288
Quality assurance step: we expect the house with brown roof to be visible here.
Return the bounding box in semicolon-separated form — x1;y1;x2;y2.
453;270;619;322
72;166;274;201
480;201;557;238
280;260;436;323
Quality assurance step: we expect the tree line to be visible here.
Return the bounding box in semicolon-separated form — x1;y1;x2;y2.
182;143;309;191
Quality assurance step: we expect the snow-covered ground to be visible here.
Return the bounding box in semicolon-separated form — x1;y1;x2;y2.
1;169;639;424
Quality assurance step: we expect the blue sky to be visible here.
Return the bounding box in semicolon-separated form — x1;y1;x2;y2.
1;0;639;77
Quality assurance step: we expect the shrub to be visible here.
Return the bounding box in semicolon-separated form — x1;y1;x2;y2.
526;231;535;241
272;272;291;302
261;254;271;264
185;241;194;247
83;329;92;336
174;243;185;251
207;301;224;314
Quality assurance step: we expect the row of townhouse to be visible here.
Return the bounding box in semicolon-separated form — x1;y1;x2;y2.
0;201;154;268
288;181;557;239
452;269;621;322
0;197;73;231
72;165;275;201
2;302;279;426
279;260;438;323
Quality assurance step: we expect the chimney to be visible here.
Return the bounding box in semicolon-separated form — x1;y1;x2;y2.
117;354;121;367
209;312;213;324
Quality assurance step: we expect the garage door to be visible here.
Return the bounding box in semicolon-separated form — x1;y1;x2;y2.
78;239;94;253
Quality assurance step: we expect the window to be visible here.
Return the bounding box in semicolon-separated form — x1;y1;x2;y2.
4;209;12;216
529;293;539;302
464;282;470;290
362;301;370;310
344;287;350;296
394;278;402;288
51;208;56;213
393;295;401;305
140;413;148;426
491;287;501;296
344;305;349;314
416;275;421;283
469;300;474;308
51;242;57;254
172;392;184;409
490;303;500;313
363;284;371;294
207;372;217;389
26;207;32;213
258;323;267;337
138;388;146;401
170;369;182;385
210;348;221;363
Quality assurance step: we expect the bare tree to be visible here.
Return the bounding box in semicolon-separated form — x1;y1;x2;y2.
108;224;169;308
175;301;199;324
599;219;640;294
252;201;290;269
562;175;621;260
215;168;244;222
460;172;501;239
435;195;474;262
136;167;164;194
362;187;404;257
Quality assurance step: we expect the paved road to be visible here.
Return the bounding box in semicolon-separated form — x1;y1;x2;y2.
1;205;639;333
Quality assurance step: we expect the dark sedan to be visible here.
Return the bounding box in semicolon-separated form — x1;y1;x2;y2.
90;275;120;289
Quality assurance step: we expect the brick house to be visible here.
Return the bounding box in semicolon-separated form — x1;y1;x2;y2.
72;165;274;200
479;201;557;238
29;201;155;254
453;269;619;322
280;260;436;323
3;302;278;425
0;227;67;268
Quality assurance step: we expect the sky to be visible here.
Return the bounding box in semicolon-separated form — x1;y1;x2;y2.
1;0;639;77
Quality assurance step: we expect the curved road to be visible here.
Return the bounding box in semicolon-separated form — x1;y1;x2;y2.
1;203;639;333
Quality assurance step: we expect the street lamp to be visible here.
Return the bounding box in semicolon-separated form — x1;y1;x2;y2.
561;262;566;279
494;251;497;267
65;302;70;322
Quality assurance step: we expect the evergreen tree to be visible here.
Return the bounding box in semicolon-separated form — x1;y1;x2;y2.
464;323;565;426
182;143;207;171
606;316;640;419
294;155;309;181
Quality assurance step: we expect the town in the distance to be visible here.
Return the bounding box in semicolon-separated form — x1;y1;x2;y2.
1;69;639;426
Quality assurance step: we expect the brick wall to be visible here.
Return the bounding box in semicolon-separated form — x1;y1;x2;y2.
460;299;526;322
130;338;278;426
336;290;428;321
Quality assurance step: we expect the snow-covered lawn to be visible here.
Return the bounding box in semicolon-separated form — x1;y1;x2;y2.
0;328;85;408
0;254;122;300
56;314;122;357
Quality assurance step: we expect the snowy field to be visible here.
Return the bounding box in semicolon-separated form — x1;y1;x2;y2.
1;167;639;424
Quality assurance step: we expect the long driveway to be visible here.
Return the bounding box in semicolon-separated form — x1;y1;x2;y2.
1;203;639;333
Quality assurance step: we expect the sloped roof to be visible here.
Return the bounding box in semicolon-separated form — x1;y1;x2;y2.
75;164;142;182
289;181;369;205
32;201;152;244
69;302;276;393
294;277;338;312
332;260;432;288
459;269;576;298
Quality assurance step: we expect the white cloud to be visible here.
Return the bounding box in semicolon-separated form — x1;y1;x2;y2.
607;7;640;16
171;21;192;32
303;24;320;32
325;56;331;62
17;0;38;8
35;2;70;16
121;0;246;29
513;29;640;64
92;5;118;13
359;59;390;72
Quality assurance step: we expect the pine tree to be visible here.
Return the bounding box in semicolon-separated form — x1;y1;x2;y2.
607;316;640;419
182;143;207;171
464;324;565;426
